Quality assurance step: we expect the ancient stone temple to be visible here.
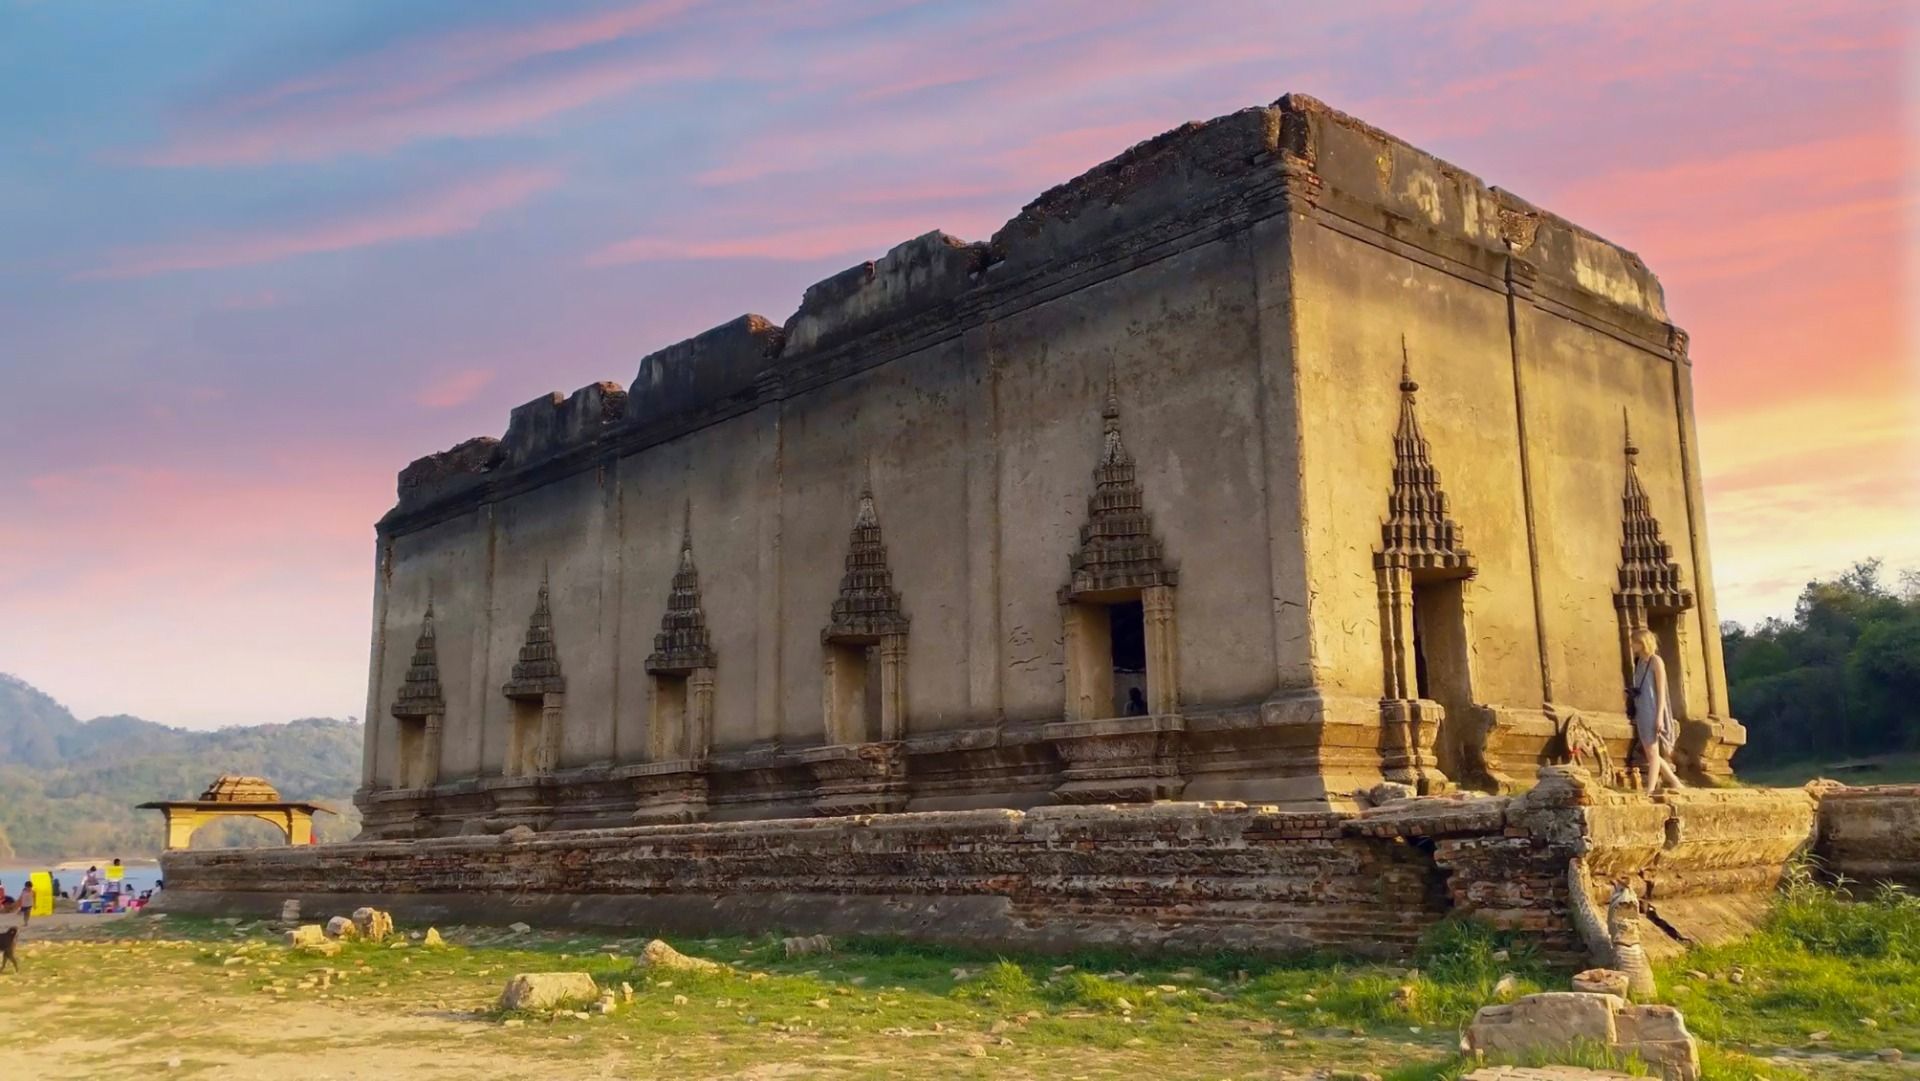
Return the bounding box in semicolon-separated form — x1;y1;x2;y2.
354;92;1747;840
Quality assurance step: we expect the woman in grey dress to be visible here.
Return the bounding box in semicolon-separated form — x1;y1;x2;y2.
1629;629;1684;796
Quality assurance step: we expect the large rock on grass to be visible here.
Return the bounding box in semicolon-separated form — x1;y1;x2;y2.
1467;992;1699;1081
636;939;724;974
500;973;600;1011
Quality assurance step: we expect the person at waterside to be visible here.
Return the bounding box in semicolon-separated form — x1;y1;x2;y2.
1628;628;1685;797
15;880;33;927
81;866;100;900
104;858;125;903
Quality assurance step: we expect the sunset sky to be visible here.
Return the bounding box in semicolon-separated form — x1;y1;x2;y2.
1;0;1914;730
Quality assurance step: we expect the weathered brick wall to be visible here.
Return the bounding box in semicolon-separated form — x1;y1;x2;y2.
163;769;1822;958
1815;783;1920;890
163;803;1453;956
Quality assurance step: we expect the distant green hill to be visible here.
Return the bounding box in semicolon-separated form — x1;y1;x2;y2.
0;673;363;859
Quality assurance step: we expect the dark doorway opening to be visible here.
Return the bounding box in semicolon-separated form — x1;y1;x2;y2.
1109;599;1147;716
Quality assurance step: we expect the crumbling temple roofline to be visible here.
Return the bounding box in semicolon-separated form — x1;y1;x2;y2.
382;92;1680;533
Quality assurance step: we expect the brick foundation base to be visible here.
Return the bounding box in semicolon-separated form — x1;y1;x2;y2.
159;768;1821;959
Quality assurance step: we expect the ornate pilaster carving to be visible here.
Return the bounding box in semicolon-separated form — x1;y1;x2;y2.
621;759;711;825
876;633;908;742
1043;715;1186;804
798;742;910;817
1141;585;1179;716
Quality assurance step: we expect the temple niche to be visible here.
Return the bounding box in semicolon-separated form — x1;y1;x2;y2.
1371;351;1496;795
820;482;909;746
645;505;717;762
389;603;445;791
1613;416;1697;759
355;92;1746;839
1060;377;1178;722
501;576;564;778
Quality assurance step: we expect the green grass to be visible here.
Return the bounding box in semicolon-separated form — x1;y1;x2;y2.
1737;751;1920;788
14;890;1917;1079
1654;869;1920;1056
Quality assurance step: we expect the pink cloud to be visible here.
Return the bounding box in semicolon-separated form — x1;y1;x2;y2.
1;456;389;726
585;215;993;266
146;0;705;166
79;168;559;279
692;7;1294;189
416;368;497;409
988;120;1181;186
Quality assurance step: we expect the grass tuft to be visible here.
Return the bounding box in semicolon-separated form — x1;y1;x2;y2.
1311;917;1553;1030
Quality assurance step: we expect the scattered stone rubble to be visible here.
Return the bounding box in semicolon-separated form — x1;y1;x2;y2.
286;924;340;957
1569;969;1631;998
351;907;395;943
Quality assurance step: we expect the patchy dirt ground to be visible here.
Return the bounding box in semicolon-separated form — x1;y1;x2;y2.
0;913;1909;1080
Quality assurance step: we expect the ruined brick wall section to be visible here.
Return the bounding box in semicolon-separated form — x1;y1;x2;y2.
162;777;1818;959
1345;768;1815;962
163;803;1451;956
1815;783;1920;890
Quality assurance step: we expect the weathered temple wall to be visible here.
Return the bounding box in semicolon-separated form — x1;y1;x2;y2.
612;409;776;750
357;93;1744;828
1290;212;1540;702
370;509;491;787
1280;101;1739;785
771;334;975;737
987;235;1277;718
366;228;1297;785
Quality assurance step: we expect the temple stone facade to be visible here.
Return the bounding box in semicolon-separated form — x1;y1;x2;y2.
355;93;1745;839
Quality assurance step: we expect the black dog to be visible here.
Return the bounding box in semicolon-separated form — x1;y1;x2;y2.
0;926;17;973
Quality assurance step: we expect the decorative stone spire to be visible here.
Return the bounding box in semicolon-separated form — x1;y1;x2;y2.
392;601;445;718
825;480;908;641
1615;414;1693;613
1376;344;1473;576
647;503;717;674
1062;369;1175;600
503;572;566;698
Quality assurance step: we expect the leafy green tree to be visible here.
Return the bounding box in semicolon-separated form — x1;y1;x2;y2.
1725;559;1920;765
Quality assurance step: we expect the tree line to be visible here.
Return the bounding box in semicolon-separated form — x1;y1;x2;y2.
1723;559;1920;766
